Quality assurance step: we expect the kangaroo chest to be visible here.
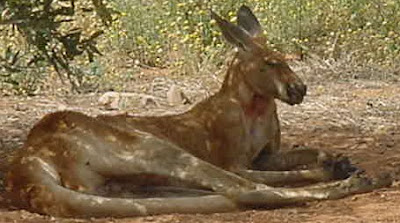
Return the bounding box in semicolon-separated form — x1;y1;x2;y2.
242;96;279;162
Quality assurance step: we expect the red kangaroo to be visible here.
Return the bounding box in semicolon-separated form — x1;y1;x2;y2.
6;5;391;218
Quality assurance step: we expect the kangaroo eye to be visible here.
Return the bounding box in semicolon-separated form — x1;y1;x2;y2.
260;59;280;72
266;59;279;66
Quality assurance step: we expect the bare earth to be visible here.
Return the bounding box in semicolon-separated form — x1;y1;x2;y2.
0;67;399;223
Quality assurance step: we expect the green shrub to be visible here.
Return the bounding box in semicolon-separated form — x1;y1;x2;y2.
0;0;114;94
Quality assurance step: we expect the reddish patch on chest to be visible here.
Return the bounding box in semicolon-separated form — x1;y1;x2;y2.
243;95;269;119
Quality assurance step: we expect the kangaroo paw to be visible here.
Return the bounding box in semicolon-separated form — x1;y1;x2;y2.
323;155;360;180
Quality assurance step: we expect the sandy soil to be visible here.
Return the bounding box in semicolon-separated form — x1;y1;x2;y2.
0;69;399;223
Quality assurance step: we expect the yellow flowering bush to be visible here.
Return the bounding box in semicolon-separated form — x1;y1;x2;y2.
105;0;399;72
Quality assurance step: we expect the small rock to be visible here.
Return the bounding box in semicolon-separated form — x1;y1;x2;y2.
13;104;28;111
167;85;183;105
57;104;67;110
167;85;191;106
98;92;120;110
140;97;158;108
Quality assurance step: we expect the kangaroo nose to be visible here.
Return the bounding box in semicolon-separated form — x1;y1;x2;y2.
289;83;307;96
287;83;307;105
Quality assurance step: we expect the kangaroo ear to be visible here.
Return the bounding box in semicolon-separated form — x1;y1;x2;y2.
211;10;255;51
237;5;262;37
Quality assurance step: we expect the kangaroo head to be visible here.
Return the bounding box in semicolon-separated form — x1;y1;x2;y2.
212;6;307;105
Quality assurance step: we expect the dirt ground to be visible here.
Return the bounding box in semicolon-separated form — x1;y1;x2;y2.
0;66;399;222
